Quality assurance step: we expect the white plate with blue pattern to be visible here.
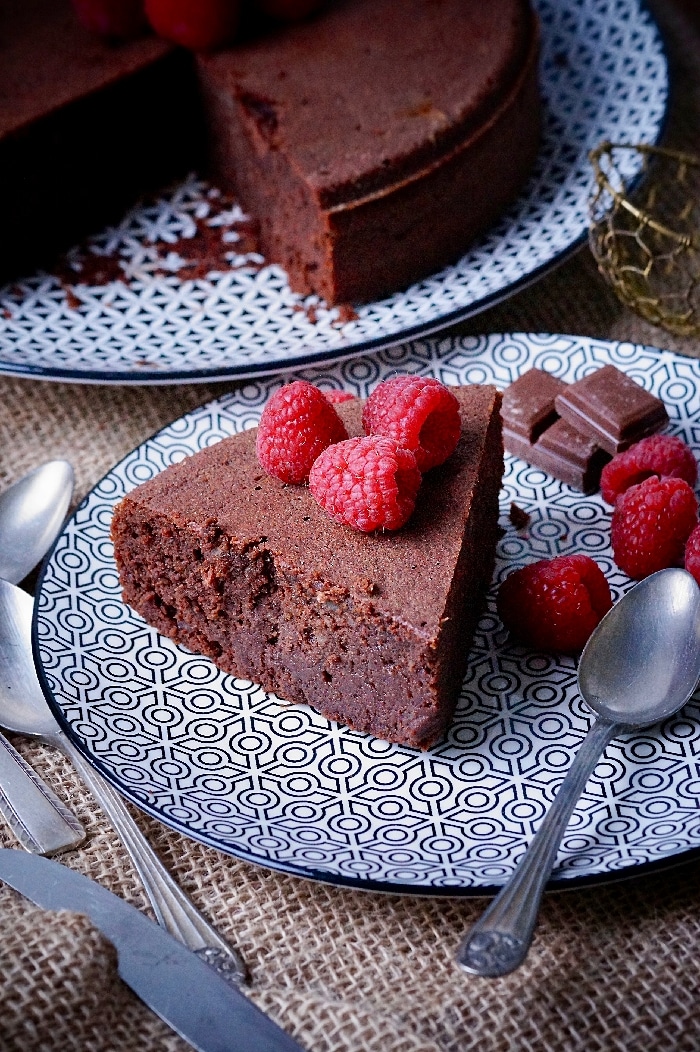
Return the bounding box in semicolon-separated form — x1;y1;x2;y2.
0;0;668;385
34;333;700;894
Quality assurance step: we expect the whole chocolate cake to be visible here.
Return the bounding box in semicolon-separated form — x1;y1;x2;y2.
111;387;504;749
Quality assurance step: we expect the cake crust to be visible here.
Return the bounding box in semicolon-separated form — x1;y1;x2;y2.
111;386;504;749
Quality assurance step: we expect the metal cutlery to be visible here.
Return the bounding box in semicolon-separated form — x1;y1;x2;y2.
0;463;85;854
0;460;73;585
0;849;300;1052
0;577;247;986
458;569;700;977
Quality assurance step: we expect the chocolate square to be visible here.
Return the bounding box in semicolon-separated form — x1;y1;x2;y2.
554;364;668;454
504;419;610;494
501;367;567;442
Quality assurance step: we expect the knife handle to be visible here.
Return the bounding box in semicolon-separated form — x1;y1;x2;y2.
59;734;249;986
0;731;85;855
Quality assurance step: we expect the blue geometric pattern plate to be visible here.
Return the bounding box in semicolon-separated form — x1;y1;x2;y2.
34;334;700;895
0;0;667;385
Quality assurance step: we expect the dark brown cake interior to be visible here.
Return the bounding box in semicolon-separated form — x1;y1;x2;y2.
0;0;204;281
111;387;504;749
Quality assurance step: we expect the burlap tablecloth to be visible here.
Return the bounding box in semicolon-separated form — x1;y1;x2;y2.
2;3;700;1049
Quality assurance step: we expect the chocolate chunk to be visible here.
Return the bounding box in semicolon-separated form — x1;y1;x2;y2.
501;368;568;442
504;419;610;494
553;364;669;454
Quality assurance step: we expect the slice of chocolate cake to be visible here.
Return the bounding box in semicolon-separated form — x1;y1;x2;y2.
111;386;503;749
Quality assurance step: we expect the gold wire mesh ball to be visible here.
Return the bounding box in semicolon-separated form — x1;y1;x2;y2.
588;141;700;337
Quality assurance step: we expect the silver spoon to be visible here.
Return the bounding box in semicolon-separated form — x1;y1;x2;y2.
457;567;700;978
0;461;73;585
0;462;84;854
0;577;248;986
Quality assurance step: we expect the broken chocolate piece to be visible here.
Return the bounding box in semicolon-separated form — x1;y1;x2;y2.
553;364;669;454
504;420;610;494
501;368;567;442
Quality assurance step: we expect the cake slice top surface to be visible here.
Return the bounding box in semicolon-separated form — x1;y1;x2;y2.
197;0;533;206
120;385;502;633
0;0;172;140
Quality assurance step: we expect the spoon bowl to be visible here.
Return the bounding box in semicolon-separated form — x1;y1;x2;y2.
0;580;57;742
578;567;700;727
458;568;700;977
0;462;74;586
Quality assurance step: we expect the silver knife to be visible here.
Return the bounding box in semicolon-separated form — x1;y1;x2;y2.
0;849;304;1052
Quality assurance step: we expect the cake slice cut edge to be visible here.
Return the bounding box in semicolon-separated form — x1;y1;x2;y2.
111;386;504;749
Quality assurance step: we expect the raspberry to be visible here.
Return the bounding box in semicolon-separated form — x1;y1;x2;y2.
611;475;698;579
257;0;327;19
362;376;461;472
600;434;698;505
257;381;348;484
144;0;240;49
497;554;612;653
308;436;421;532
323;390;355;404
71;0;148;37
685;524;700;586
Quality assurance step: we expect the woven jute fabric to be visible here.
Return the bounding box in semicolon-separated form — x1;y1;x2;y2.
2;3;700;1050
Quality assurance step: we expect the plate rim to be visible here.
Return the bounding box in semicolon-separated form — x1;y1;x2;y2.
31;331;700;897
0;0;670;386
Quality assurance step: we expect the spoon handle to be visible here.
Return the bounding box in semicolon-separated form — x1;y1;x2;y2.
0;730;85;854
57;732;248;986
457;717;618;977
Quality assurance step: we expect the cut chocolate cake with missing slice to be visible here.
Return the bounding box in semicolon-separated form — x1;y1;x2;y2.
196;0;541;304
111;386;503;749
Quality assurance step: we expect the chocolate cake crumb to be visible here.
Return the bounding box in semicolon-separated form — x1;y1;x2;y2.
63;287;83;311
333;304;360;325
509;503;531;530
54;187;264;308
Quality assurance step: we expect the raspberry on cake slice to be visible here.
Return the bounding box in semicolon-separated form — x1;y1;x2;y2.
309;435;422;532
256;379;348;483
111;386;504;749
362;376;462;472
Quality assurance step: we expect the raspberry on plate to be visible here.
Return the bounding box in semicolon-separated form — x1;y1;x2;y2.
685;524;700;587
497;554;612;653
362;376;461;472
256;0;327;19
145;0;240;49
257;380;348;484
600;433;698;505
309;436;421;532
611;475;698;579
71;0;148;37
